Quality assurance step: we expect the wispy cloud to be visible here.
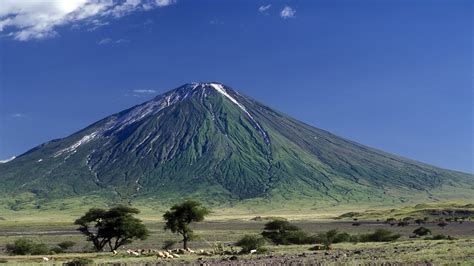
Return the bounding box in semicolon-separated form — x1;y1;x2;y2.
258;4;271;13
280;6;296;19
0;0;177;41
126;89;158;97
133;89;156;94
209;20;223;25
98;38;130;45
9;113;25;118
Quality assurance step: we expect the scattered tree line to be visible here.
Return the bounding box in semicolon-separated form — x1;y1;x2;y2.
4;202;464;256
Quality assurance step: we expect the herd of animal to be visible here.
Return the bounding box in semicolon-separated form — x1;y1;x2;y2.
124;248;216;259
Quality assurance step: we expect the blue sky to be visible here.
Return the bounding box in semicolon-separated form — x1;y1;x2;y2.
0;0;472;173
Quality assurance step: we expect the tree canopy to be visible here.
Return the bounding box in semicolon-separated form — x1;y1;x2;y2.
75;205;149;252
163;200;210;249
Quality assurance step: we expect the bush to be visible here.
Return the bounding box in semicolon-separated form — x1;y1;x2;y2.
50;246;64;254
283;230;312;245
313;230;353;247
398;221;409;227
426;234;456;240
437;222;448;228
58;241;76;250
358;229;400;242
50;241;76;254
64;258;94;266
413;227;431;237
415;219;425;225
235;235;265;253
333;232;351;243
261;220;313;245
5;238;49;255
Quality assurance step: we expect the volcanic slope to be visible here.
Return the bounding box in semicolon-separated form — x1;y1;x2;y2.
0;83;472;210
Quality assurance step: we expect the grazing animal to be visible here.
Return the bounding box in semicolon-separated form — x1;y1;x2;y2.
250;249;257;254
42;257;49;262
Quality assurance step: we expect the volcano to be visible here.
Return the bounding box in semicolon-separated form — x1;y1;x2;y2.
1;83;472;209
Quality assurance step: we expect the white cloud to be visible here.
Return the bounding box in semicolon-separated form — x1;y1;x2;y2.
9;113;25;118
128;89;157;97
258;4;271;13
280;6;295;19
155;0;177;7
133;89;156;94
0;0;177;41
98;37;113;45
98;37;130;45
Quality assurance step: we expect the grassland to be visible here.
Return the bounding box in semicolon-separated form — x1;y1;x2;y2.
1;239;473;265
0;202;473;264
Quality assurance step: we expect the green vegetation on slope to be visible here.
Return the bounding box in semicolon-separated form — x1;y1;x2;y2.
0;83;472;212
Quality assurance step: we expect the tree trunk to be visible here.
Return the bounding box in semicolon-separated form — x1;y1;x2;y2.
183;235;188;250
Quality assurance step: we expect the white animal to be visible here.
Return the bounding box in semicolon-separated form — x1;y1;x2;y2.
42;257;49;262
250;249;257;254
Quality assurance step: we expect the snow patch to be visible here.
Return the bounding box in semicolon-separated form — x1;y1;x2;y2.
55;131;98;157
208;83;270;145
209;83;251;116
0;156;15;163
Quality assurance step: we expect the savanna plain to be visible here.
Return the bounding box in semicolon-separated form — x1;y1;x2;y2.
0;202;473;265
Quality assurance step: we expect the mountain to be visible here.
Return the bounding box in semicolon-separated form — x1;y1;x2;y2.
0;83;472;210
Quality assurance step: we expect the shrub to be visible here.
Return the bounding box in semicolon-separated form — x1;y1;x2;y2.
261;220;312;245
5;238;49;255
426;234;456;240
64;258;94;266
397;221;409;227
437;222;448;228
284;230;312;245
333;232;351;243
415;219;425;225
386;218;397;226
313;230;353;248
235;235;265;253
413;227;431;237
358;229;400;242
162;240;177;250
50;246;64;254
58;241;76;250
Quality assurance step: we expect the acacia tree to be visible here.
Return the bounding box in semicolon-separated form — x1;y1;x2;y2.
75;206;149;252
163;200;210;249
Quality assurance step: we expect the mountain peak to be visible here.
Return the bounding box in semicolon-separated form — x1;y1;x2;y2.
1;82;472;208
